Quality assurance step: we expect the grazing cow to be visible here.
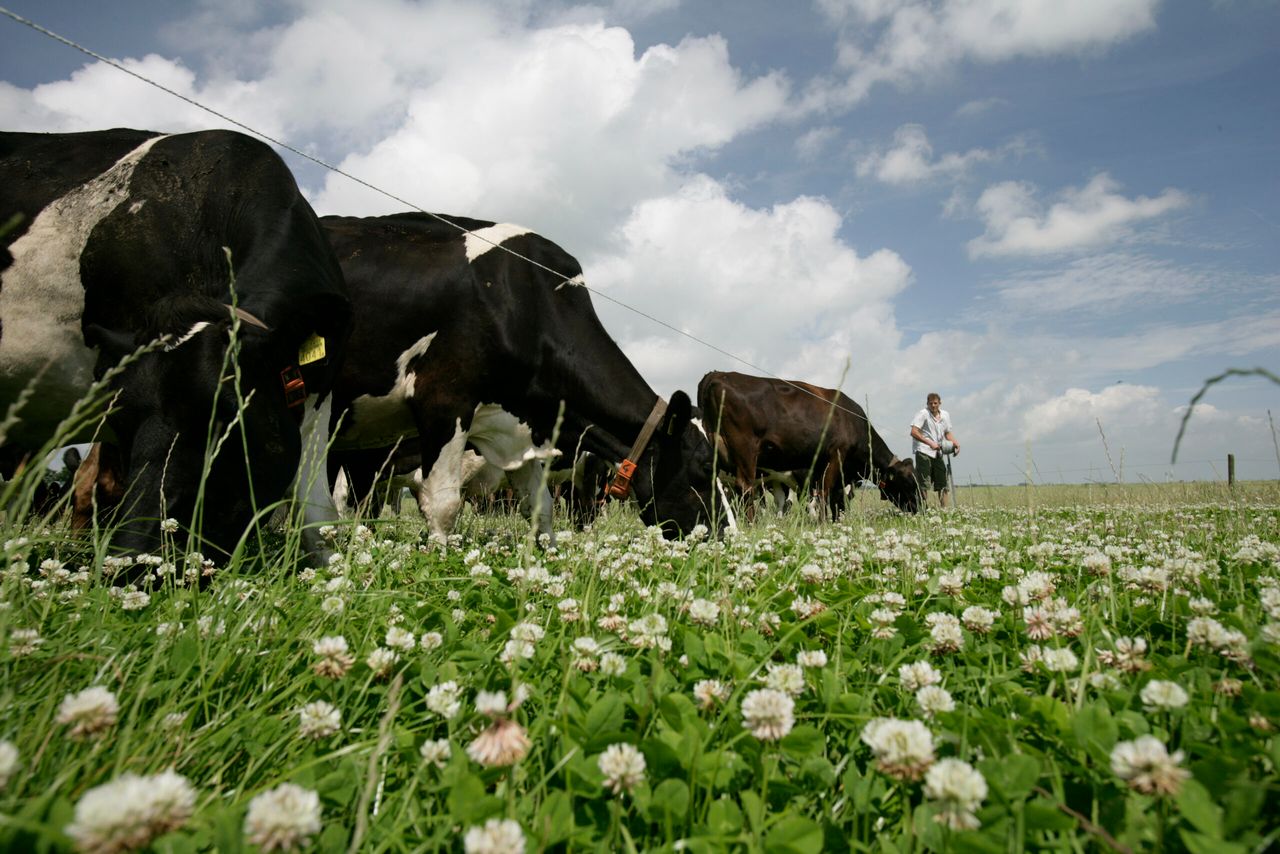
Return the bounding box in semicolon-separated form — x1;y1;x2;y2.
0;128;350;569
697;371;919;516
319;212;719;538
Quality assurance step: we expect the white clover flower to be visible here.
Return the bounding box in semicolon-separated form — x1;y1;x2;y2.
791;594;827;619
598;742;646;794
572;637;601;657
928;615;964;654
741;688;795;742
8;627;43;658
420;738;451;768
426;681;464;720
320;595;345;616
466;719;531;767
924;758;987;830
420;631;444;650
599;653;627;677
1140;680;1189;711
119;589;151;611
297;701;341;740
510;622;545;643
500;639;536;664
312;636;354;679
160;518;179;533
313;636;350;658
475;690;508;718
869;607;898;639
693;679;731;710
765;662;806;697
0;740;18;790
1041;647;1079;673
796;649;828;668
916;685;956;718
1020;644;1044;672
860;718;936;780
464;818;525;854
961;606;997;634
688;598;720;626
899;661;942;693
385;626;416;652
57;686;119;740
627;613;669;649
66;770;196;854
244;782;322;851
1110;735;1190;796
366;647;399;677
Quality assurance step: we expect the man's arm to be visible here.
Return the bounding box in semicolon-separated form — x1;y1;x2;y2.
910;424;939;450
944;428;959;455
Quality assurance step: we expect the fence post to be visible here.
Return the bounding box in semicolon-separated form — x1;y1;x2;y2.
1228;453;1235;486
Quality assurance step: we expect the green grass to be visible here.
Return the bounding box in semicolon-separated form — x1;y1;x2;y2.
2;465;1279;852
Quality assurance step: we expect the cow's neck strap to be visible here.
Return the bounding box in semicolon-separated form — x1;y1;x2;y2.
606;397;668;500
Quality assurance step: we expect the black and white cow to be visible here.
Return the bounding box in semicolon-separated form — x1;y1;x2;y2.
320;212;720;538
0;128;350;569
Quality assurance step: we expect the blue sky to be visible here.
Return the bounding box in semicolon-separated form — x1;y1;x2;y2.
3;0;1278;486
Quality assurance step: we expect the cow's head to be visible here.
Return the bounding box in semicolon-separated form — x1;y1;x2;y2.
631;391;722;538
879;457;920;513
86;295;306;565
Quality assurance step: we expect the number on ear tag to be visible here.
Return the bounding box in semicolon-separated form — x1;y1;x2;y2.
298;333;326;365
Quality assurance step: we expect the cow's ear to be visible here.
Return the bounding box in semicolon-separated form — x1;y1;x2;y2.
662;391;692;438
83;324;137;360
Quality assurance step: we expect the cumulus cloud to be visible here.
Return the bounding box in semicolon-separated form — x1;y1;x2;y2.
807;0;1160;108
309;20;790;252
856;124;1030;185
588;175;913;399
1021;384;1163;441
967;173;1191;257
0;54;269;136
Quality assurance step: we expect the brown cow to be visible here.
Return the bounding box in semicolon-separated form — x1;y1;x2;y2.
697;371;919;517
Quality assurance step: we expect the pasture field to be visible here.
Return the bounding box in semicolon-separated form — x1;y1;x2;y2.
1;479;1279;853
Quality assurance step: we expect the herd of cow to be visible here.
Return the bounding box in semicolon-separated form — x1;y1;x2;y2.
0;128;920;582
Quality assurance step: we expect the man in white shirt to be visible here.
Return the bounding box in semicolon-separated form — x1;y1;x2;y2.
910;392;959;508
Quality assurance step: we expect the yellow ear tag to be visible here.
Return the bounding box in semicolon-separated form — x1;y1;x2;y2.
298;333;326;365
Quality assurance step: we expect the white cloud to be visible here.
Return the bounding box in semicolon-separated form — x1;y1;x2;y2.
309;20;790;251
1021;384;1163;441
856;123;1028;185
988;253;1270;315
807;0;1159;109
954;97;1008;118
795;125;841;161
0;54;271;136
588;175;913;400
967;173;1190;257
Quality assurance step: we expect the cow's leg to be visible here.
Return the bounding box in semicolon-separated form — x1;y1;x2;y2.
821;451;845;521
295;396;337;564
416;418;468;538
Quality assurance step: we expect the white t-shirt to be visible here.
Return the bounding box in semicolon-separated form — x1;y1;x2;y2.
911;408;952;458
